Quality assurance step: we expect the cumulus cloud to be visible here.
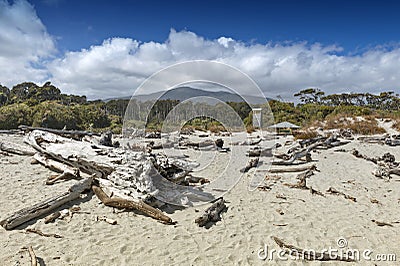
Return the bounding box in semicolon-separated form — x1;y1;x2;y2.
49;29;400;100
0;0;56;87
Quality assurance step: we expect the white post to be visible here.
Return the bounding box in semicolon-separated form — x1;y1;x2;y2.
252;108;262;128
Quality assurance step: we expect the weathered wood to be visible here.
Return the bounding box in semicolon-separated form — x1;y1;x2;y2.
273;141;320;165
0;176;93;230
92;184;174;225
284;169;314;189
25;130;114;178
371;219;393;227
352;150;400;178
271;236;355;262
28;246;38;266
242;158;259;172
247;147;273;157
326;187;356;202
96;216;117;225
269;164;317;173
19;125;100;140
26;228;63;238
33;153;81;185
0;129;22;135
195;198;226;227
44;211;61;224
0;141;36;156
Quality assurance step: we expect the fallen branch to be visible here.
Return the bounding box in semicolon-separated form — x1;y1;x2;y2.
269;164;317;173
44;211;61;224
33;153;81;185
272;236;355;262
284;169;314;189
371;219;393;227
92;184;174;225
19;125;100;140
284;169;324;196
0;141;36;156
195;198;226;227
28;246;38;266
0;176;93;230
242;158;259;173
26;228;63;238
326;187;356;202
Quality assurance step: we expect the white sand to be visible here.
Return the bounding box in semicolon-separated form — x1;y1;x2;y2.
1;132;399;265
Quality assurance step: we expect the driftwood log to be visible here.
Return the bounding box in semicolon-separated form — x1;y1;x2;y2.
92;184;174;225
195;198;226;227
33;153;81;185
19;125;100;140
0;141;36;156
247;147;273;157
283;168;324;196
242;158;259;172
0;129;22;135
25;130;215;207
269;164;317;173
0;176;93;230
352;149;400;178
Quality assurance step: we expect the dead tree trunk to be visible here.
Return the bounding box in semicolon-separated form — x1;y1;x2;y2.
0;142;36;156
195;198;226;227
0;176;93;230
92;184;174;225
19;125;100;140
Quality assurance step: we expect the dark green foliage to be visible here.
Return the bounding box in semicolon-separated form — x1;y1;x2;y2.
0;84;10;107
226;101;252;120
0;103;33;129
32;101;81;129
294;88;325;104
0;82;399;133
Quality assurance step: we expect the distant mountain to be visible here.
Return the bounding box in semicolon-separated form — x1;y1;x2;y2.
106;87;269;104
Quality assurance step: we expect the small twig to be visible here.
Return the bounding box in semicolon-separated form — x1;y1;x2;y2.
371;220;393;227
96;216;118;225
273;223;288;226
26;228;63;238
44;211;61;224
28;246;37;266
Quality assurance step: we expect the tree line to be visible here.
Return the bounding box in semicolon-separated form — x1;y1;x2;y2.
0;82;399;132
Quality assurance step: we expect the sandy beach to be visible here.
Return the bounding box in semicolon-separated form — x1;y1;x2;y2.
1;129;399;266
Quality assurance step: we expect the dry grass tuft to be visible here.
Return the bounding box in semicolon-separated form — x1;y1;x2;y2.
324;115;386;135
393;120;400;131
294;130;319;140
208;124;227;133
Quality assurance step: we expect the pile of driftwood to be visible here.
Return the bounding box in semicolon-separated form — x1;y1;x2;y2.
255;133;354;198
352;149;400;179
358;134;400;146
0;128;227;230
273;134;349;166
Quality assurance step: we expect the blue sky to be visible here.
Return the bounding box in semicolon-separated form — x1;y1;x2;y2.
1;0;399;99
31;0;400;53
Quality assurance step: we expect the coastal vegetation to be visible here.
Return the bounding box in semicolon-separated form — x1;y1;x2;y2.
0;82;399;134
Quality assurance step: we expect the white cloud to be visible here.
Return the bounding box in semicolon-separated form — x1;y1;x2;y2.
0;0;56;87
1;1;399;100
49;29;400;100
